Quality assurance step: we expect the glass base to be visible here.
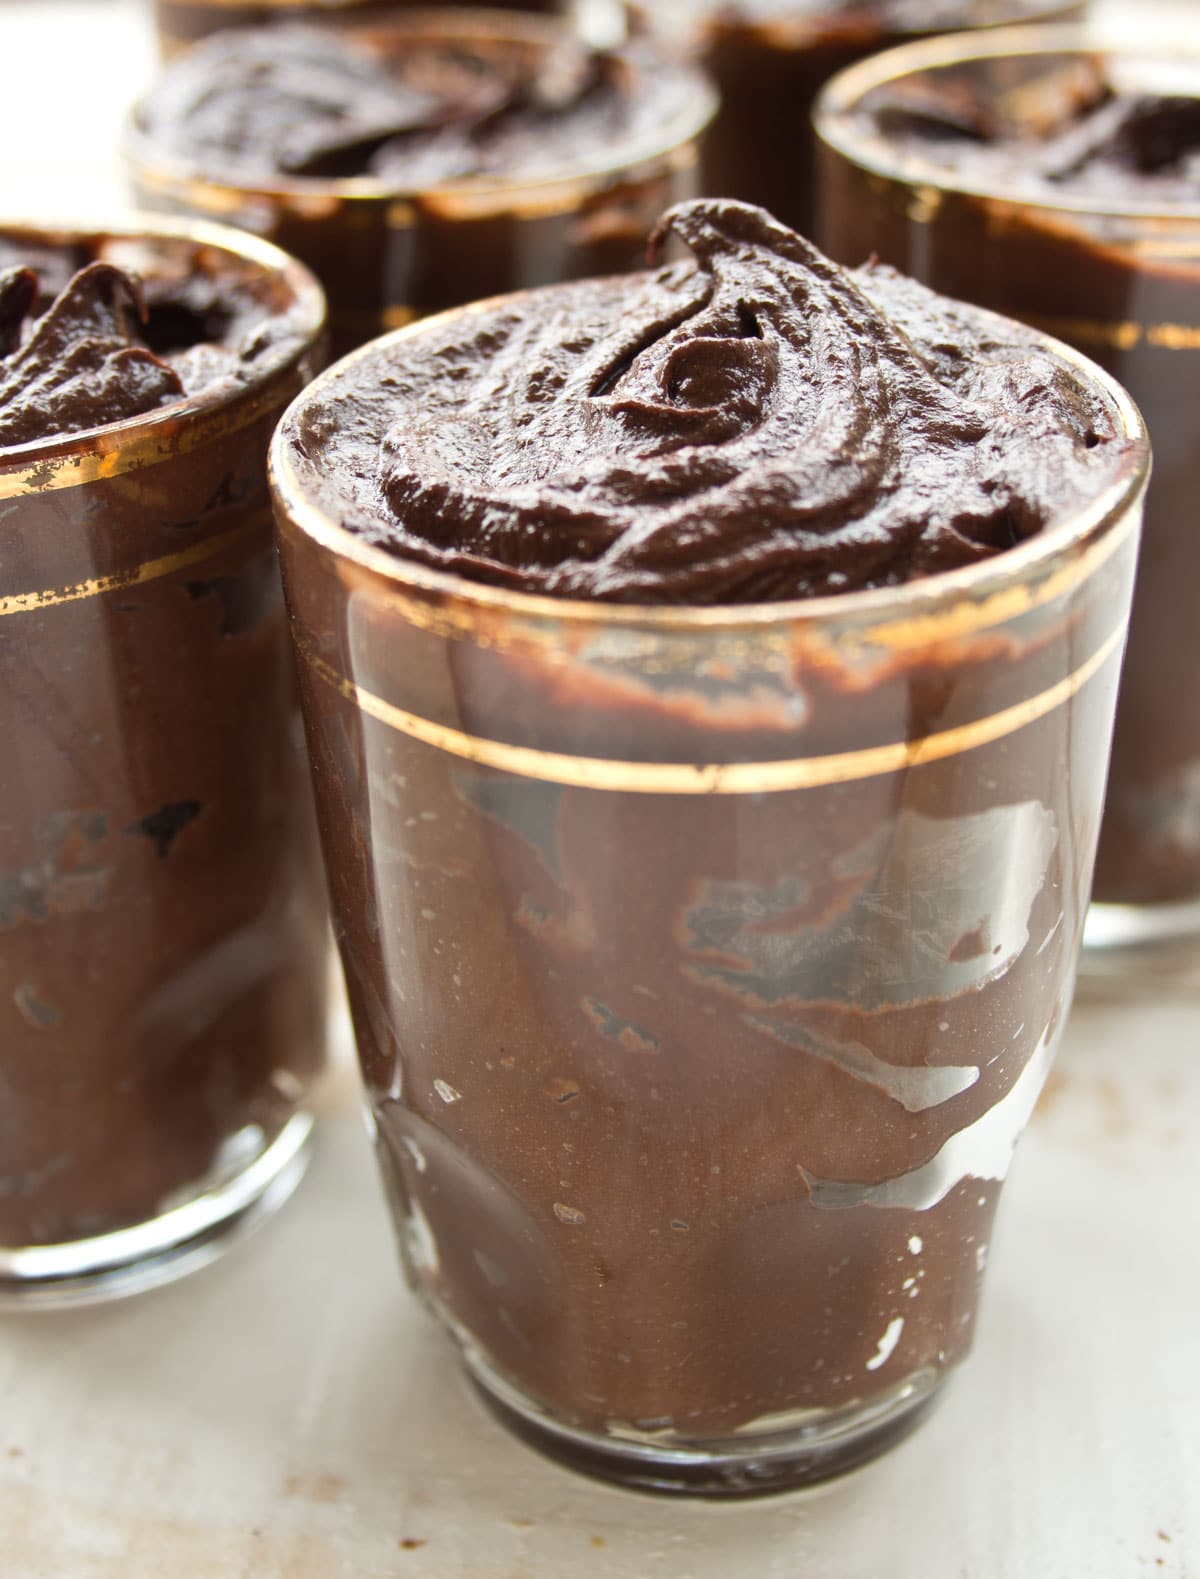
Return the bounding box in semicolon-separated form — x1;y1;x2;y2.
0;1112;313;1310
462;1344;944;1498
1080;897;1200;990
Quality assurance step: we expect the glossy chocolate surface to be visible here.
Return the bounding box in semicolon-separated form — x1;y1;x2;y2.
0;242;303;450
820;47;1200;904
296;200;1135;602
0;227;328;1248
859;57;1200;202
139;20;689;185
0;265;184;448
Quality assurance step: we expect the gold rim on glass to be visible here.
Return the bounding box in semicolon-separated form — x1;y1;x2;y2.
0;215;326;500
270;289;1148;794
815;23;1200;224
685;0;1084;50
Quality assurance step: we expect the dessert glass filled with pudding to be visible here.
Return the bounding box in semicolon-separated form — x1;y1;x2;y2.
0;220;329;1305
817;26;1200;970
631;0;1083;238
128;8;716;356
271;199;1147;1493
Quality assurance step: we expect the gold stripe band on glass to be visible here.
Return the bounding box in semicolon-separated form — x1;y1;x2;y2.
1127;238;1200;260
1030;315;1200;353
0;514;269;619
296;621;1125;795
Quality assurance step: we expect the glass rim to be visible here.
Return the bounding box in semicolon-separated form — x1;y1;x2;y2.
0;212;327;495
157;0;556;7
815;22;1200;225
127;8;719;208
269;288;1150;649
670;0;1083;48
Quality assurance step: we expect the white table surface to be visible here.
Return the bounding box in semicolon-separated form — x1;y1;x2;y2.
2;4;1198;1575
2;986;1197;1578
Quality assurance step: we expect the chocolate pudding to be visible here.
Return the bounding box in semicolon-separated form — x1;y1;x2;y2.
0;243;299;444
0;224;328;1297
817;35;1200;919
314;199;1131;599
129;11;715;356
633;0;1083;238
271;200;1147;1490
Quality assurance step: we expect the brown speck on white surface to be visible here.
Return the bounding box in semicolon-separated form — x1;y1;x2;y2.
282;1470;346;1506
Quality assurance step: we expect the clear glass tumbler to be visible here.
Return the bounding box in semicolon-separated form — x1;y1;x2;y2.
816;24;1200;977
0;220;329;1306
271;307;1147;1494
127;9;716;358
630;0;1083;240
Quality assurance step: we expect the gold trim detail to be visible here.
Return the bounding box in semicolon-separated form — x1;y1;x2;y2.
906;185;943;225
1030;315;1200;353
1147;324;1200;352
1127;238;1200;260
0;378;300;500
295;622;1125;795
0;515;269;619
161;0;329;7
273;428;1139;658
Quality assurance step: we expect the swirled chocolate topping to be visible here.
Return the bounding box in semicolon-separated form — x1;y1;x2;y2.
135;21;698;185
859;58;1200;203
294;199;1137;604
0;265;183;450
0;243;306;452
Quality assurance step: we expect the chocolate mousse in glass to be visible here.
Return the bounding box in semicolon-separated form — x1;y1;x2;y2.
270;199;1148;1493
816;26;1200;971
154;0;566;60
0;220;329;1305
631;1;1083;239
128;9;716;358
